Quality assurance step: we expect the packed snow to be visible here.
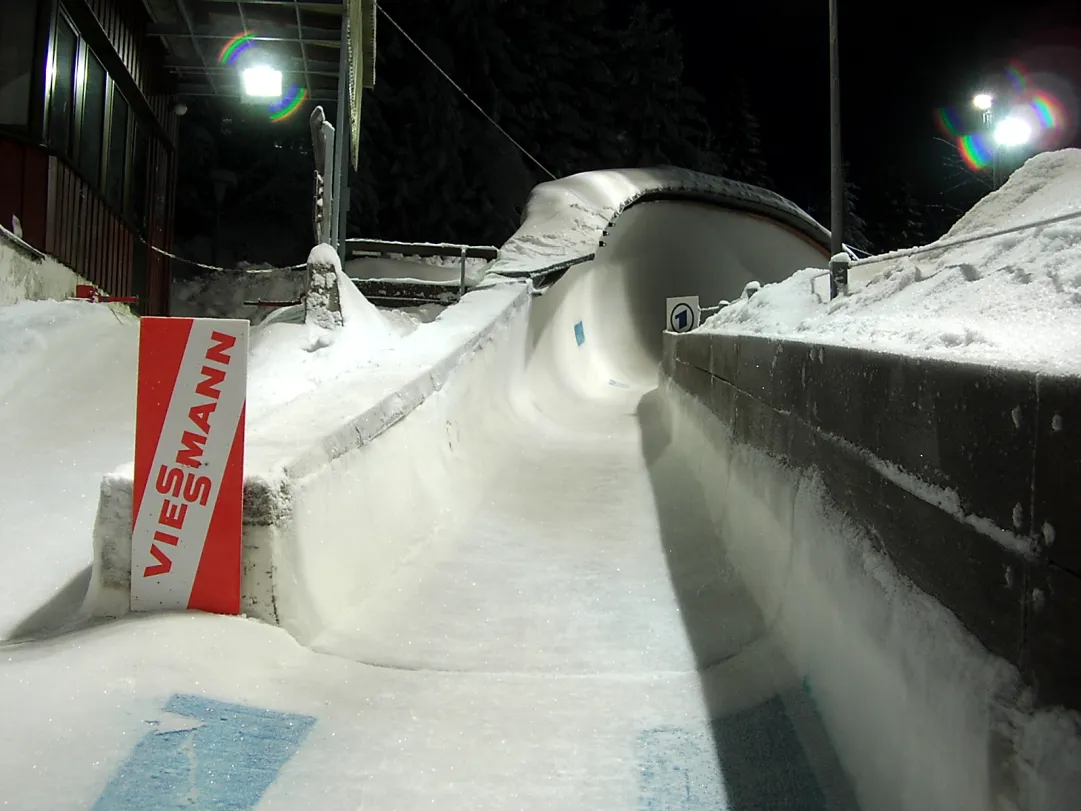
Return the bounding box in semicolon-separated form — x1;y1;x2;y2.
0;299;137;640
703;150;1081;374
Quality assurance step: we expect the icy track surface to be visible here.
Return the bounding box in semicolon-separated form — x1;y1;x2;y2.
0;194;862;810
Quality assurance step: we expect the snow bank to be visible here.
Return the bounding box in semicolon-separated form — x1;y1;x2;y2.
83;281;531;639
944;149;1081;239
0;299;137;640
703;150;1081;374
488;166;827;277
0;225;88;305
664;378;1081;811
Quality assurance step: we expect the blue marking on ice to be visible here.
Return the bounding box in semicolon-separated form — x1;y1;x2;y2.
639;696;828;811
574;321;585;346
92;694;315;811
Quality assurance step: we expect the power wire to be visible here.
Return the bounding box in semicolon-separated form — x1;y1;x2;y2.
378;7;557;181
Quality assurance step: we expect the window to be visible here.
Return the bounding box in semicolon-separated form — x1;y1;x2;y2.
79;50;106;186
127;123;149;229
0;0;38;126
105;87;128;210
48;14;78;157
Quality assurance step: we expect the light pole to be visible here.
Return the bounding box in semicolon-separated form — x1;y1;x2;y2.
828;0;846;298
829;0;843;257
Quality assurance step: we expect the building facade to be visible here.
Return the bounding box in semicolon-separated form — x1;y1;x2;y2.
0;0;177;315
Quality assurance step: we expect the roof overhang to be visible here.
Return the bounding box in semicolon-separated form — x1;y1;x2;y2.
142;0;375;162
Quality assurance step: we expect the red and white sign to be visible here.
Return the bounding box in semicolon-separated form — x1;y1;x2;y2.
131;317;248;614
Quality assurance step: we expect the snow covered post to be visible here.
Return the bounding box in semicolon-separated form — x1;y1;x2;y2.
309;106;336;246
321;122;336;246
305;243;343;328
310;106;327;243
459;245;467;298
829;252;850;299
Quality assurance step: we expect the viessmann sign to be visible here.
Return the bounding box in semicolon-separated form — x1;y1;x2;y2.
131;318;248;614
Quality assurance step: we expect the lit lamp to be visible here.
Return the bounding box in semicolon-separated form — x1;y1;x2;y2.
993;116;1032;147
972;92;994;112
241;65;282;98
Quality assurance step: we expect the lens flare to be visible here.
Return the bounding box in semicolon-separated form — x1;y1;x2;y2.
269;86;308;122
935;106;962;136
1005;61;1028;93
219;32;257;65
1030;92;1062;130
957;134;992;170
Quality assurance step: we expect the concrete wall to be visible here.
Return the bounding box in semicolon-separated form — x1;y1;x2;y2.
0;228;88;305
661;331;1081;811
662;330;1080;713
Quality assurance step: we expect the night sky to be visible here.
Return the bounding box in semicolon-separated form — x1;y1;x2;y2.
179;0;1081;264
671;0;1081;219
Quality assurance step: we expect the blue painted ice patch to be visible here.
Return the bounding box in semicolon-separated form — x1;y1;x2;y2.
639;697;828;811
574;320;585;346
710;696;828;811
638;726;727;810
608;379;630;389
92;694;316;811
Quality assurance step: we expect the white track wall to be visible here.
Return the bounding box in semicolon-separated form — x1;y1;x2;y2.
266;298;532;642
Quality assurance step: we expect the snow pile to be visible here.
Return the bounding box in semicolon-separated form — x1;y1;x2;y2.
488;166;826;277
0;299;137;640
703;149;1081;373
247;249;405;420
303;243;344;330
944;149;1081;239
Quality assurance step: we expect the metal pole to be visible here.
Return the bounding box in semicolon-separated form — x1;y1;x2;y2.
828;0;844;259
825;0;843;302
459;246;467;298
321;122;336;245
332;19;350;257
985;108;998;189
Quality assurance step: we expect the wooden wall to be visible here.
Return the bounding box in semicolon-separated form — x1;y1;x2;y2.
45;153;137;298
0;140;49;248
0;0;181;314
83;0;154;98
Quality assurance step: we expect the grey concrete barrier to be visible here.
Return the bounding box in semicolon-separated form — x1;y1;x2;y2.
662;330;1081;714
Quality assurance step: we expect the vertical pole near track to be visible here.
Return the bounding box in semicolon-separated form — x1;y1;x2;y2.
333;18;350;259
459;245;467;299
828;0;845;299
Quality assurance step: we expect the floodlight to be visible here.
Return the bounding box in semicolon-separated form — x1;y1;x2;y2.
242;65;282;98
993;116;1031;147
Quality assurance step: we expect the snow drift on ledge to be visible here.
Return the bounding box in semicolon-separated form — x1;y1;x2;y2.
702;149;1081;375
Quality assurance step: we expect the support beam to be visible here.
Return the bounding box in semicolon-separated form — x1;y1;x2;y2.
165;57;341;76
147;23;342;45
176;82;338;101
331;20;349;255
194;0;343;11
